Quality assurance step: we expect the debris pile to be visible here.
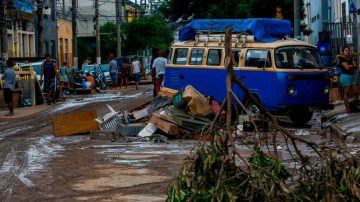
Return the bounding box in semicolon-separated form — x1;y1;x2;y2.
94;85;228;140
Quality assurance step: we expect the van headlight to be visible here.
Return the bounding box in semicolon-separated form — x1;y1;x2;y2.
324;86;329;94
288;86;295;95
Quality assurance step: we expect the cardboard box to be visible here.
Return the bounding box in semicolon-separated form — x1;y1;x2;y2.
149;113;179;136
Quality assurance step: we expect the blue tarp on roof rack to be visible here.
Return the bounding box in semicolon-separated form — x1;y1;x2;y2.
178;18;292;43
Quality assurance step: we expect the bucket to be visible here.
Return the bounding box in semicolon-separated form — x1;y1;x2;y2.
85;82;92;89
81;79;86;89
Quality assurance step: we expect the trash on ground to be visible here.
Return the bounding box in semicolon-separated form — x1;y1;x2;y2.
182;85;212;117
138;122;157;137
149;111;180;137
294;129;310;136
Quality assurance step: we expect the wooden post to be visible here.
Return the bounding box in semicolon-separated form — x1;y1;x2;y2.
225;27;233;144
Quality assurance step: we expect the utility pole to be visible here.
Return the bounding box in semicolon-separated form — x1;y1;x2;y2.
135;0;137;19
72;0;78;67
0;0;8;70
294;0;300;39
116;0;122;58
37;0;44;57
95;0;101;64
62;0;66;19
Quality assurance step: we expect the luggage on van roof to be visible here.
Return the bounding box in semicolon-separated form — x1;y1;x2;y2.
179;18;292;43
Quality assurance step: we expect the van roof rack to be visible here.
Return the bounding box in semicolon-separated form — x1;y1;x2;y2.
179;18;292;43
194;33;255;46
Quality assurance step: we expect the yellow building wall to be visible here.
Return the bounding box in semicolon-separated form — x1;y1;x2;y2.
126;5;137;22
57;19;73;67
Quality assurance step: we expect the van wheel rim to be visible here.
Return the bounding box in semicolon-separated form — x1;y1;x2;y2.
248;105;260;116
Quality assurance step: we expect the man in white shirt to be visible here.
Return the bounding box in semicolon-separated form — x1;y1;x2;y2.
152;50;168;95
130;56;142;89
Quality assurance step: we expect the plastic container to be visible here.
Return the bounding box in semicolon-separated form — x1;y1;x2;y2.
85;82;92;89
81;79;86;89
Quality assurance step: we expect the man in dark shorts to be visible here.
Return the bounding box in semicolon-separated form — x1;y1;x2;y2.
1;59;17;116
40;54;58;105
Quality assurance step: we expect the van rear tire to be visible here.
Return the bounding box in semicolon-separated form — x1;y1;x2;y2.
244;98;261;116
288;108;313;126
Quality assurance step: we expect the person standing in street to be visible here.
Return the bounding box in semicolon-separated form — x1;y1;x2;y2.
119;57;130;89
40;54;58;105
59;61;70;97
339;47;359;113
150;48;159;97
1;59;17;116
109;54;118;89
152;50;168;95
130;56;142;89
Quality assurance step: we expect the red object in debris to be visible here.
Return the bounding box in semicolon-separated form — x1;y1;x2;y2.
210;99;226;117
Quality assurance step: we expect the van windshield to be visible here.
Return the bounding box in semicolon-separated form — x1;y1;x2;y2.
275;46;323;69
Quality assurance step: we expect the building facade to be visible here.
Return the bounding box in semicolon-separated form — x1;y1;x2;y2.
35;0;58;60
56;0;73;67
77;0;139;38
5;0;36;58
305;0;360;62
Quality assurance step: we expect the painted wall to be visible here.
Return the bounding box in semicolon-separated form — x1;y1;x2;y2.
57;19;73;67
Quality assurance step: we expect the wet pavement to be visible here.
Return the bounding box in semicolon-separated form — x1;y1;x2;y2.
0;84;358;201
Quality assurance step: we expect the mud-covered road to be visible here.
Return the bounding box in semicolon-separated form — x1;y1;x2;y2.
0;85;197;201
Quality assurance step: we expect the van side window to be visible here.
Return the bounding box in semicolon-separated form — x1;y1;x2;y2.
190;48;204;65
245;50;271;68
174;48;188;65
232;50;241;66
207;49;222;66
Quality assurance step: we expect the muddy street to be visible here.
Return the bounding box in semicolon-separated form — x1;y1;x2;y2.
0;83;355;201
0;85;198;201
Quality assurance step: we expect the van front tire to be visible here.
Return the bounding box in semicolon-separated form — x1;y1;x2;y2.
288;108;313;126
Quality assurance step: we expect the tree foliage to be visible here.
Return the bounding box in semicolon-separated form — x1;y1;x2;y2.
158;0;251;21
77;16;172;64
100;22;117;60
77;37;95;65
158;0;311;35
122;15;174;55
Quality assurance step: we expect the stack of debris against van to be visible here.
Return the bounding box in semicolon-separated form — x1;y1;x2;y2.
95;85;225;140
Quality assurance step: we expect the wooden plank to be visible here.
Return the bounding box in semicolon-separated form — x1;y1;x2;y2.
52;111;99;137
149;113;179;136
